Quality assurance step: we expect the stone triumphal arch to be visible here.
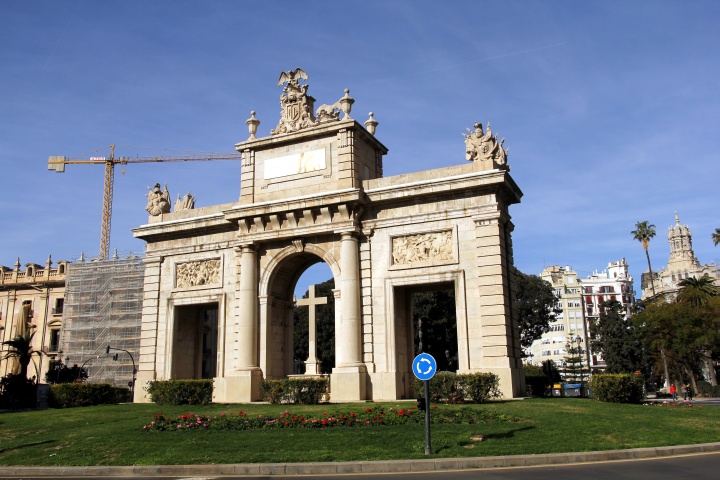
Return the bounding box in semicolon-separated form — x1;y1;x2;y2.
133;69;525;403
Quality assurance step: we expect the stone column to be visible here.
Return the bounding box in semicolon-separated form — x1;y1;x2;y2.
331;231;367;401
237;244;258;370
214;244;261;402
339;231;363;366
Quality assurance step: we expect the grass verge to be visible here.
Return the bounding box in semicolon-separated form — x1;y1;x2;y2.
0;399;718;466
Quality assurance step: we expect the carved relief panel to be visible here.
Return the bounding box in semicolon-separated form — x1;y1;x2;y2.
175;259;222;289
391;230;454;267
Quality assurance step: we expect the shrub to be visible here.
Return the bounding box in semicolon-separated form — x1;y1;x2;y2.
0;374;37;409
461;373;501;403
591;373;644;404
525;374;550;397
696;380;720;398
49;383;129;408
146;379;213;405
413;372;501;403
260;378;329;404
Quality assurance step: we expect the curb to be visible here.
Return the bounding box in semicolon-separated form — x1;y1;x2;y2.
1;442;719;477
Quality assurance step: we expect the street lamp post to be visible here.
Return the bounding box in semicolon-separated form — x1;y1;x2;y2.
106;345;136;402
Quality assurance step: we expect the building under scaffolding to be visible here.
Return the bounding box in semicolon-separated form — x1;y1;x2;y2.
60;254;144;389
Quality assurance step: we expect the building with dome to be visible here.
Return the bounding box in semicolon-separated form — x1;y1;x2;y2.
641;213;719;299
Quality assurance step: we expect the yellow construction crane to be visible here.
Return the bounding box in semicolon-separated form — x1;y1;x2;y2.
48;144;242;260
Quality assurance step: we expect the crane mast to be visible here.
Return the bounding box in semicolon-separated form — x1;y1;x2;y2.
48;145;242;260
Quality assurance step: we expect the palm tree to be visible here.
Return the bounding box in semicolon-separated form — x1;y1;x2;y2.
677;274;719;386
1;331;41;381
631;220;671;389
631;221;657;297
678;274;719;306
713;228;720;247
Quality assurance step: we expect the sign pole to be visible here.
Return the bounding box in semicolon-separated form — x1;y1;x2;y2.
413;352;436;456
424;379;431;455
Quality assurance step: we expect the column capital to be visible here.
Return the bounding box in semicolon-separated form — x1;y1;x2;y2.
234;243;256;254
142;255;164;265
337;229;359;240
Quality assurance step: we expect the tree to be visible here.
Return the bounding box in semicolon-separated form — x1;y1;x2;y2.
678;274;719;306
631;220;670;386
712;228;720;247
513;269;562;353
631;220;657;297
591;300;645;374
562;336;589;385
677;275;719;385
634;297;720;390
2;331;41;382
45;360;89;384
1;331;42;408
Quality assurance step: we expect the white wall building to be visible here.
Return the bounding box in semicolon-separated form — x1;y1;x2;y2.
527;260;635;373
581;258;635;370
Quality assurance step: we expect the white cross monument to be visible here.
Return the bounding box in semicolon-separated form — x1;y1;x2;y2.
296;284;328;375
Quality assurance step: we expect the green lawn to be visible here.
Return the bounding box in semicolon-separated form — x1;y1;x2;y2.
0;399;718;466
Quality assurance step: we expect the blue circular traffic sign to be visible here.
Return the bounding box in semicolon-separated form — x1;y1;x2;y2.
413;353;437;381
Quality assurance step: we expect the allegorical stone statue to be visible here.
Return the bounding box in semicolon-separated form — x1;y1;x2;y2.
463;121;509;170
174;192;196;212
145;183;171;216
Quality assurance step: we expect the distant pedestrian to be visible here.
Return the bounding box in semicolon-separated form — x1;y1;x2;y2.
670;383;677;401
687;384;694;401
682;384;688;400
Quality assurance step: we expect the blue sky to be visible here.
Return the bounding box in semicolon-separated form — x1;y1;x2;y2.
1;1;718;299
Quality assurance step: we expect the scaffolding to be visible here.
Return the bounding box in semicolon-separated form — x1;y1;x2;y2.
60;254;144;389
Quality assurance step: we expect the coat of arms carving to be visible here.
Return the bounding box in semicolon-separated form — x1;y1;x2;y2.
271;68;355;135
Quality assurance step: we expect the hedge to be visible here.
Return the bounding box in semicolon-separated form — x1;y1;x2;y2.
146;379;213;405
697;380;720;398
590;373;644;404
260;378;329;404
412;372;501;403
49;383;130;408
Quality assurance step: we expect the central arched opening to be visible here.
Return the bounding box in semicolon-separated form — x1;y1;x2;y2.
261;250;337;380
293;268;335;374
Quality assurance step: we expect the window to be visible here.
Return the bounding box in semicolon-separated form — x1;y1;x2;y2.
53;298;64;315
541;350;551;356
49;329;60;352
542;338;550;344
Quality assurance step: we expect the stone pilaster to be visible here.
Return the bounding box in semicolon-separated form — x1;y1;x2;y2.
134;255;162;403
470;210;524;398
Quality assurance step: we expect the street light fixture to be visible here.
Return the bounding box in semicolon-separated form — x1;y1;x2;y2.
106;345;136;402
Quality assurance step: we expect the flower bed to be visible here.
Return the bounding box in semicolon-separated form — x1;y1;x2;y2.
142;405;519;431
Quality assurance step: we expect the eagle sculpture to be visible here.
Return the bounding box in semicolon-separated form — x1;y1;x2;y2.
277;68;308;86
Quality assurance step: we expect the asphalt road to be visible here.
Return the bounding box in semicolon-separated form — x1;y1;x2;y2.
2;452;719;480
